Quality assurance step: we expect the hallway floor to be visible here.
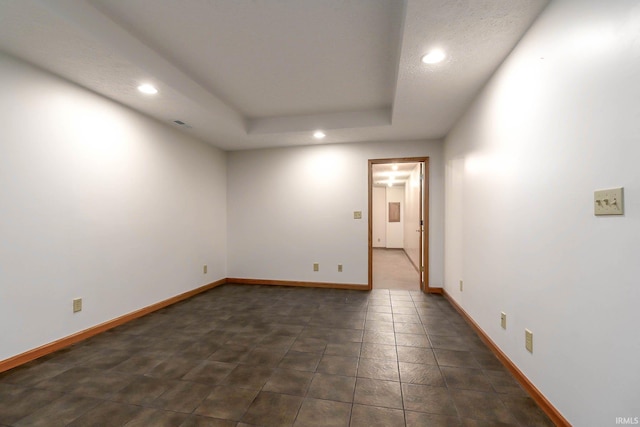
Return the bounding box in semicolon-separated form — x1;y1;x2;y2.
373;248;420;291
0;284;553;426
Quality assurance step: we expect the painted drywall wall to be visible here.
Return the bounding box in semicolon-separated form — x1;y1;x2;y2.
385;186;404;248
404;164;421;269
0;53;227;362
227;140;444;286
444;0;640;425
372;186;386;248
372;186;407;249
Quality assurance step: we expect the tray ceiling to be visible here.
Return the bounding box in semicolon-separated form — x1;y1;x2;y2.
0;0;549;150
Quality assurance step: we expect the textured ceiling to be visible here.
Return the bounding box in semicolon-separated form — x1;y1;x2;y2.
90;0;403;118
0;0;549;151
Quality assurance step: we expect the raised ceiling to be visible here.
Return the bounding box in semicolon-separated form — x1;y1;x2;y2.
0;0;549;151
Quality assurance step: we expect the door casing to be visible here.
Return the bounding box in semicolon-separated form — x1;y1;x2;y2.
368;157;431;292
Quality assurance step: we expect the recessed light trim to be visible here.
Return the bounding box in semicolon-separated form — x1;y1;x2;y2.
137;84;158;94
313;130;326;139
421;49;446;64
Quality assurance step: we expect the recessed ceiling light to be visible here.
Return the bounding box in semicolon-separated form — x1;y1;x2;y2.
137;84;158;94
313;130;326;139
421;49;446;64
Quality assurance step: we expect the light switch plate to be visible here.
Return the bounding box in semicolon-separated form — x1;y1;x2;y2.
500;312;507;329
73;298;82;313
353;211;362;219
525;329;533;353
594;187;624;215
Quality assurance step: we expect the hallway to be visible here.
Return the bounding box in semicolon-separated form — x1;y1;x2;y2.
373;249;420;291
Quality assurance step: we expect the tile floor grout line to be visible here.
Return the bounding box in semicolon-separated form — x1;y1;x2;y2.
0;285;554;426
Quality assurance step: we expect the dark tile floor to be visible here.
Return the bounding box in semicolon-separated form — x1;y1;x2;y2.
0;284;554;426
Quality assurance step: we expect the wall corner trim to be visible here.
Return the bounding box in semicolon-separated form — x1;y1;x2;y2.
0;278;227;374
442;290;571;427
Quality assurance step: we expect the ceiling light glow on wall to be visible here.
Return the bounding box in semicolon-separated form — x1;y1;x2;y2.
422;49;446;64
137;84;158;94
313;130;326;139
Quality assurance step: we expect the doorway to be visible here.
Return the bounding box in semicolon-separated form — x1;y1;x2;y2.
368;157;430;292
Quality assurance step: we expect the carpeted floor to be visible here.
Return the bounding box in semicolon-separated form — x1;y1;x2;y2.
373;248;420;291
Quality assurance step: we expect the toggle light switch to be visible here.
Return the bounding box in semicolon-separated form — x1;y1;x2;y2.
525;329;533;353
594;188;624;216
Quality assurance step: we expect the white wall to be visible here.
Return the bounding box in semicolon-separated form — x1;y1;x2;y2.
444;1;640;425
227;140;444;286
385;186;404;248
0;53;227;361
372;186;386;247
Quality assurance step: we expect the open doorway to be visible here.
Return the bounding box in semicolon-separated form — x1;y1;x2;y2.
368;157;430;292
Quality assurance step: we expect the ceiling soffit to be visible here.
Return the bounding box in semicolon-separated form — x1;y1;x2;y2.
0;0;549;150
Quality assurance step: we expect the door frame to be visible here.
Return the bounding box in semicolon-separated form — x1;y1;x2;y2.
368;157;431;292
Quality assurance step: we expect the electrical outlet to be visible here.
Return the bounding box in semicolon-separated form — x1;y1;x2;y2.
459;280;463;292
338;264;343;272
500;312;507;329
313;263;319;272
525;329;533;353
73;298;82;313
203;264;207;274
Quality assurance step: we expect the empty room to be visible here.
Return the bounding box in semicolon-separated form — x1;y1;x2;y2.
1;1;638;426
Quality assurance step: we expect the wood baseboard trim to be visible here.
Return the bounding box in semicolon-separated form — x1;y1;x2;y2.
442;290;570;427
0;279;226;374
228;278;368;291
428;287;443;294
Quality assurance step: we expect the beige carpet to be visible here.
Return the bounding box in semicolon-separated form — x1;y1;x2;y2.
372;248;420;290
